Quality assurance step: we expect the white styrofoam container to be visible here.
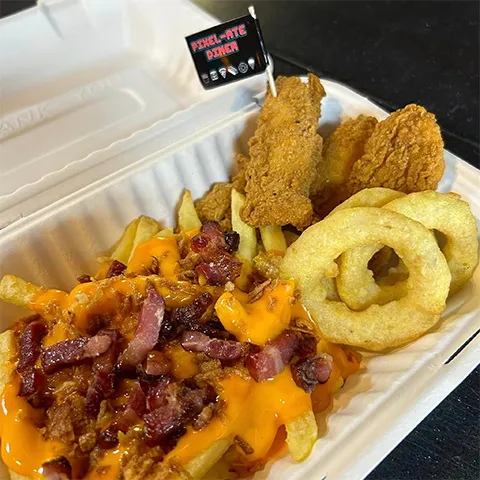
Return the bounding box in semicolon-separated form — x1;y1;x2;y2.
0;2;479;480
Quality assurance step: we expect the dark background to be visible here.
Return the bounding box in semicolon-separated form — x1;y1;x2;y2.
1;1;479;479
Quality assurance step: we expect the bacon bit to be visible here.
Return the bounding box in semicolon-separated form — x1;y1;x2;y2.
85;330;123;418
181;331;250;361
17;319;47;373
191;222;242;286
248;279;272;303
224;231;240;253
41;456;72;480
117;286;165;370
296;332;318;358
106;260;127;278
195;256;242;286
97;427;119;450
143;382;216;447
147;376;171;411
234;435;254;455
246;330;300;382
77;274;92;284
41;334;113;374
18;367;46;398
291;354;333;393
144;351;171;376
85;372;116;418
192;403;215;430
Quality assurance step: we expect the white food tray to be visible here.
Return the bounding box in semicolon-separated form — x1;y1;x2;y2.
0;2;479;480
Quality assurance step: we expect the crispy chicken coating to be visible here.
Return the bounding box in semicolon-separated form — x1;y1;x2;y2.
240;74;326;229
195;154;248;230
347;104;444;194
312;115;377;217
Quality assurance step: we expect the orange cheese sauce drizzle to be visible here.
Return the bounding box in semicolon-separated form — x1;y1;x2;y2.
1;235;361;478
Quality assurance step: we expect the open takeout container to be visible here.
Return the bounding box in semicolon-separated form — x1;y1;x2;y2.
1;1;479;479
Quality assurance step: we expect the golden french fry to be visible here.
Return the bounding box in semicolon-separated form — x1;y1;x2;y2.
127;216;161;263
231;189;257;263
286;409;318;462
157;227;175;237
110;218;140;265
178;190;202;232
260;225;287;252
0;275;43;308
182;438;232;479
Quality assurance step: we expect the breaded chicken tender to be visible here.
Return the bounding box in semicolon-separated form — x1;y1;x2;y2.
347;104;444;194
195;154;248;230
312;115;377;217
241;74;326;229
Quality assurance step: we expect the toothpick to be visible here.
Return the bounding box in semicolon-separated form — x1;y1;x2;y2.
249;5;277;97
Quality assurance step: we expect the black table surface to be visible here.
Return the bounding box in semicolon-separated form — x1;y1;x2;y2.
1;1;479;479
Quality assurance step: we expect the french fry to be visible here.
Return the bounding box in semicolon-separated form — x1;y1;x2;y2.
286;409;318;462
127;216;161;263
231;189;257;263
182;438;232;479
178;190;202;232
0;274;42;308
157;227;175;237
110;218;140;265
260;225;287;253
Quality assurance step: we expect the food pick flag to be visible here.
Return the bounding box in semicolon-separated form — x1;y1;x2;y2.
186;6;276;96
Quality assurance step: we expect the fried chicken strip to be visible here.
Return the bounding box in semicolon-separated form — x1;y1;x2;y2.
347;104;444;194
312;115;377;217
241;74;326;229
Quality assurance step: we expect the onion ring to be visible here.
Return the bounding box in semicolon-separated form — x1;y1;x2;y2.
280;207;451;350
337;192;478;310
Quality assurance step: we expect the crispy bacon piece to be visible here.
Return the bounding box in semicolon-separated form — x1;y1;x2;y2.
195;256;242;286
17;319;47;373
291;354;333;393
146;376;171;411
143;382;216;447
117;286;165;370
191;221;242;286
181;331;250;360
98;382;147;449
224;231;240;253
41;456;72;480
77;274;92;284
106;260;127;278
41;333;113;374
18;366;46;398
157;292;214;343
85;330;123;418
246;330;300;381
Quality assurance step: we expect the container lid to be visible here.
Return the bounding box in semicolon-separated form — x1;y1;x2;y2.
0;0;267;228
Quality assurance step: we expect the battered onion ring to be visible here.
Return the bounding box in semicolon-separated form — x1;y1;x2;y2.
280;208;450;351
327;187;406;216
326;188;407;303
338;192;479;310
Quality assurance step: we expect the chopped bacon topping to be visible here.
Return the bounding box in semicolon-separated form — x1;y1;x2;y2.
143;381;217;447
246;330;300;382
41;333;113;374
291;354;333;393
41;456;72;480
224;231;240;253
181;331;250;360
117;286;165;370
18;367;46;398
191;221;242;285
17;319;47;373
106;260;127;278
85;330;123;418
